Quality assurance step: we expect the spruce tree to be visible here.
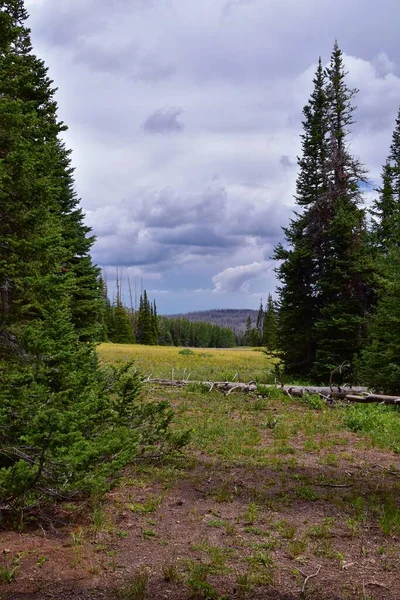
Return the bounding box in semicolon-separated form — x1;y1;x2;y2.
0;1;184;506
274;58;329;377
363;108;400;392
263;294;277;352
312;42;372;380
275;45;373;381
371;107;400;251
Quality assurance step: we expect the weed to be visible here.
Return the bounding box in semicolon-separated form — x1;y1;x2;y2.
162;561;180;582
185;562;225;599
213;482;233;503
296;485;319;501
0;553;19;583
141;528;157;540
378;498;400;536
36;555;48;568
117;530;129;539
207;518;226;528
244;503;259;525
127;494;162;513
308;517;335;539
303;394;324;410
288;538;307;558
275;520;297;539
119;567;149;600
71;528;84;567
235;570;254;594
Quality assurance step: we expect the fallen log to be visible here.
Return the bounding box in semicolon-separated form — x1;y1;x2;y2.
143;378;400;405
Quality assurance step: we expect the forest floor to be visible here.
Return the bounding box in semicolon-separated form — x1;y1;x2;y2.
1;346;400;600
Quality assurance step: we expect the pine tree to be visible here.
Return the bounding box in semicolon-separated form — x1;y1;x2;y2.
136;290;156;345
263;294;277;352
0;1;184;506
244;316;252;346
371;108;400;251
363;108;400;392
312;42;372;380
274;58;329;377
0;1;103;343
275;45;373;381
256;299;264;342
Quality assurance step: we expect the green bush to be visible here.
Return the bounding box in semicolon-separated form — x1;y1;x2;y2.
0;298;189;508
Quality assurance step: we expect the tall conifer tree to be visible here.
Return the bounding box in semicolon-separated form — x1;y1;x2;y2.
274;58;329;377
275;44;373;381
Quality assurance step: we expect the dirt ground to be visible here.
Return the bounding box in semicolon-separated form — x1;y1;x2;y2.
1;389;399;600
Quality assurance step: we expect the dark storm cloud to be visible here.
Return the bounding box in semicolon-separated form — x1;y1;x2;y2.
143;108;185;134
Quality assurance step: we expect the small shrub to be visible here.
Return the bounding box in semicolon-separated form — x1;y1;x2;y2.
179;348;195;356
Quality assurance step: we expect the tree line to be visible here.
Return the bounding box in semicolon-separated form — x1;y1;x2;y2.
103;285;237;348
275;41;400;391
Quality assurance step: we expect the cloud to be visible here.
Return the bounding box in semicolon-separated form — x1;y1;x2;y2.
212;261;272;293
143;107;185;134
24;0;400;313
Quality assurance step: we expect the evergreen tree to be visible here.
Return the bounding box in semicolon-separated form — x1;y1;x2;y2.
275;44;373;381
363;108;400;392
0;1;184;506
244;316;252;346
263;294;277;351
274;58;329;377
363;247;400;393
136;290;156;345
312;42;372;380
256;299;264;340
371;107;400;251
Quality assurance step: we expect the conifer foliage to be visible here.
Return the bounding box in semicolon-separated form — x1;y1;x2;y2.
363;108;400;392
275;44;373;381
0;1;185;507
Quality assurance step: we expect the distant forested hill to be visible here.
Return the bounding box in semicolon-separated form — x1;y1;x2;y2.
165;309;259;333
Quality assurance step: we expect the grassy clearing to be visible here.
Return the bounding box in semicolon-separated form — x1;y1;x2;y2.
98;343;276;382
3;344;400;599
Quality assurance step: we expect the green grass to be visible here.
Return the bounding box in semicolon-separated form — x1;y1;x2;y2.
98;343;276;383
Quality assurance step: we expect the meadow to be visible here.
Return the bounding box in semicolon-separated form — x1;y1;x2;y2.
2;344;400;600
98;343;276;383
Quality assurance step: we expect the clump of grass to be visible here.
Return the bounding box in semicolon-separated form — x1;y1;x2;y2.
244;503;259;525
186;382;211;394
343;404;400;451
295;485;319;501
120;567;149;600
0;553;19;584
378;498;400;536
288;538;307;558
127;494;162;513
179;348;195;356
184;562;224;600
162;561;180;583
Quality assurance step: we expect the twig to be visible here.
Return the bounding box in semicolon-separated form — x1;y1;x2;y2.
208;382;215;393
226;385;242;396
315;483;353;488
232;372;238;381
297;564;322;596
366;581;390;590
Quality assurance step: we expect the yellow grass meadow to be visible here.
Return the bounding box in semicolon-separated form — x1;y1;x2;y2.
97;343;277;383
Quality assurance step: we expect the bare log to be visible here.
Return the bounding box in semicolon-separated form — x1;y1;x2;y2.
143;379;400;405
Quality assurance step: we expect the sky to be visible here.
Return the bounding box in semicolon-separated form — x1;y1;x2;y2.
25;0;400;314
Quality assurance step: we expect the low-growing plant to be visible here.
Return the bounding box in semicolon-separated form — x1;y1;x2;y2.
120;567;149;600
